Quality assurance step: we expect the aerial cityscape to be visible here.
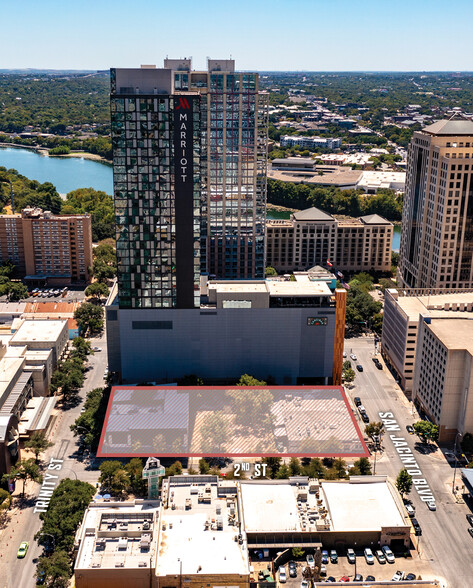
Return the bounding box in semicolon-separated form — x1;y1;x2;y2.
1;1;473;587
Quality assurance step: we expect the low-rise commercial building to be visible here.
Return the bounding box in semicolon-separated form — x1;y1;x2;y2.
280;135;342;150
9;319;68;368
0;207;93;283
266;207;392;273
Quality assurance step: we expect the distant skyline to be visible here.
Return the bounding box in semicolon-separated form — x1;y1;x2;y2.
3;0;473;71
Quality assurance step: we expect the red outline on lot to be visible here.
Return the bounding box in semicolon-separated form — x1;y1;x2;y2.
97;385;369;459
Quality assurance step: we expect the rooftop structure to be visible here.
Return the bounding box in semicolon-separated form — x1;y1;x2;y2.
10;319;68;367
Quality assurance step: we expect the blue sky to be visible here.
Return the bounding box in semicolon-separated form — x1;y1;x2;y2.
3;0;473;71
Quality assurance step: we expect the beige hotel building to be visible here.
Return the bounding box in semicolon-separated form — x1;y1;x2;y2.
266;207;393;273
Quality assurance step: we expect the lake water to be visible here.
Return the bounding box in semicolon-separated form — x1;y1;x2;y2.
0;147;113;195
0;147;401;250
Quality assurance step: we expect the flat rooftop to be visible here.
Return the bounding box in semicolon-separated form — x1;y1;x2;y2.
322;479;407;532
10;319;67;344
209;280;332;297
76;501;159;571
156;480;249;577
427;318;473;353
392;290;473;322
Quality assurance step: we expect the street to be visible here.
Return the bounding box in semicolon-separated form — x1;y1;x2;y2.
347;335;473;588
0;332;107;588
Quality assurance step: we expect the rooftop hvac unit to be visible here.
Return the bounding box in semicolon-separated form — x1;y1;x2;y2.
115;561;125;568
138;561;147;567
91;562;101;568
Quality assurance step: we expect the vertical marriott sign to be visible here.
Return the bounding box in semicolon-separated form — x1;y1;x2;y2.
173;95;196;309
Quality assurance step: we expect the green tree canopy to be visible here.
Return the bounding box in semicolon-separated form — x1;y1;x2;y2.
85;281;109;301
25;431;54;463
74;302;104;335
62;188;114;241
396;468;413;497
36;550;71;588
200;411;229;452
2;458;42;496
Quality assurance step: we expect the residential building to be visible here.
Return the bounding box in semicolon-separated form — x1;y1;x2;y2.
413;315;473;443
110;58;268;310
398;118;473;289
0;207;92;283
280;135;342;150
266;207;392;273
106;278;347;385
381;289;473;395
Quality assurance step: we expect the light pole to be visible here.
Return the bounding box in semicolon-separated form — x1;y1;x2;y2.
452;432;464;494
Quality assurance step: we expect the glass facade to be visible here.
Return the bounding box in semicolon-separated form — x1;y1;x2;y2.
110;64;268;309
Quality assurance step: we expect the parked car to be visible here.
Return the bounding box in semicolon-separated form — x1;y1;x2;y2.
350;354;357;360
321;550;329;564
343;351;347;358
320;564;327;577
366;576;375;582
346;548;356;563
364;547;374;564
353;574;363;582
411;518;422;535
466;514;473;526
406;425;415;434
278;566;287;583
392;570;405;581
405;503;415;517
330;549;338;563
427;501;436;511
17;541;29;558
36;570;46;585
339;576;350;582
375;361;383;370
92;346;102;352
362;412;370;423
381;545;395;563
288;561;297;577
300;582;309;588
375;549;386;564
326;578;336;583
354;397;362;406
468;527;473;538
358;405;366;414
405;573;416;581
356;364;363;372
306;553;315;568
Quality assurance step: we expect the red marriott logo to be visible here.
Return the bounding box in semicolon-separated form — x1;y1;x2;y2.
176;97;190;110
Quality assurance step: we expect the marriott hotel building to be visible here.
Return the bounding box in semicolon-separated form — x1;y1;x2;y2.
110;59;269;310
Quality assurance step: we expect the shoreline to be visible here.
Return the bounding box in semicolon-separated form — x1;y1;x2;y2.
0;143;112;165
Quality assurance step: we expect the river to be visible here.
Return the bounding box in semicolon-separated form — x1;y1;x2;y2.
0;146;401;250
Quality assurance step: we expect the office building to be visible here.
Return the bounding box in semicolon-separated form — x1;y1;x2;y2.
0;207;92;283
266;207;392;273
413;315;473;443
381;288;473;395
110;59;268;310
398;118;473;289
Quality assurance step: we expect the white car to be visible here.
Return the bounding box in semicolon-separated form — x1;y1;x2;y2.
320;564;327;576
347;548;356;564
306;554;315;569
382;545;395;563
343;351;347;358
364;547;374;564
278;566;287;583
392;570;404;581
427;501;436;511
405;503;415;517
92;347;102;352
350;353;357;360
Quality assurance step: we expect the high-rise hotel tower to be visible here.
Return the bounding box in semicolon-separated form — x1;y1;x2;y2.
398;117;473;289
110;59;268;309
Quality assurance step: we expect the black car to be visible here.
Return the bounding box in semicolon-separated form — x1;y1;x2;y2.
354;574;363;582
356;364;363;372
375;362;383;370
362;412;370;423
468;527;473;538
467;514;473;526
354;397;362;406
326;578;336;583
411;518;422;536
365;576;375;582
405;573;416;581
288;561;297;577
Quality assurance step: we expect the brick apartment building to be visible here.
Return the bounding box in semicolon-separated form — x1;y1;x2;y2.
0;207;93;283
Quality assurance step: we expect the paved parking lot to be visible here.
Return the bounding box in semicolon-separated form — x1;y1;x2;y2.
274;549;435;586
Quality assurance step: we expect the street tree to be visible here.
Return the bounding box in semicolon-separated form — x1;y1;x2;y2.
351;457;372;475
2;459;42;496
262;457;282;478
289;457;302;476
265;266;278;277
0;488;12;524
99;460;122;489
413;420;439;444
461;432;473;455
85;281;109;301
396;468;413;498
71;336;93;360
36;550;71;588
25;431;54;463
166;461;183;476
74;302;104;335
199;458;210;474
365;421;385;445
111;468;131;497
343;367;355;383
